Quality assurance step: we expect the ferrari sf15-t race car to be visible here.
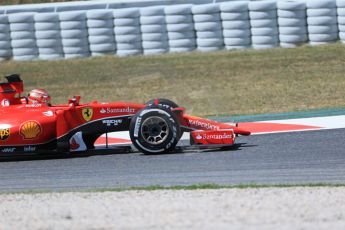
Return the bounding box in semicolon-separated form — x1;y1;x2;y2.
0;74;250;157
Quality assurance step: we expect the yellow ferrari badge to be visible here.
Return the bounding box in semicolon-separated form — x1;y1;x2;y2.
82;107;93;121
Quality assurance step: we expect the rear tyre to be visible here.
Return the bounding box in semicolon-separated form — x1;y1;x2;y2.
129;107;181;154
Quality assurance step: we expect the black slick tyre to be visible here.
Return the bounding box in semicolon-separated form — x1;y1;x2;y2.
145;98;184;140
145;98;179;110
129;107;181;154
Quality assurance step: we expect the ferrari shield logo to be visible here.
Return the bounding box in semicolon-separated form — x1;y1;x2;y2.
82;108;93;121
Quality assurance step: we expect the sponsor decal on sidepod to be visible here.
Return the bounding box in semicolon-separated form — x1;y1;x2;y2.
43;111;54;117
100;107;135;114
0;128;10;141
19;121;42;140
24;146;36;152
0;124;11;141
69;132;87;152
1;147;16;153
102;119;123;127
82;108;93;121
25;104;42;108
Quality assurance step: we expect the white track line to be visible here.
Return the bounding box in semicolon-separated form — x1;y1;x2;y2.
99;115;345;141
260;115;345;129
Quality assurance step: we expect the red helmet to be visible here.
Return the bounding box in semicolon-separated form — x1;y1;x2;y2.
28;89;51;105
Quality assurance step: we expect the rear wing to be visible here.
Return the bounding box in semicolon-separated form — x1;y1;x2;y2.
0;74;24;104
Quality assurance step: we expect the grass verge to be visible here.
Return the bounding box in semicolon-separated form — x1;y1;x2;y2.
94;183;345;192
2;183;345;195
0;43;344;116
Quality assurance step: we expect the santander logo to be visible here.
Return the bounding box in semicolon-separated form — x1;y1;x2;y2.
196;134;202;140
100;107;135;114
70;138;80;150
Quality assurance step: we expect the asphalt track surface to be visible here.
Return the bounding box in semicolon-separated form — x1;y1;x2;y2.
1;128;345;192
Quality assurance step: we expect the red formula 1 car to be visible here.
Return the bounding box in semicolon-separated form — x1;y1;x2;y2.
0;74;250;157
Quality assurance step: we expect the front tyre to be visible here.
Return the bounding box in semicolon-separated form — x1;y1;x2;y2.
145;98;179;110
129;107;181;154
145;98;184;140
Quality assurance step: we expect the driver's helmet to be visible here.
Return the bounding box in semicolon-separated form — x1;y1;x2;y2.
28;89;51;105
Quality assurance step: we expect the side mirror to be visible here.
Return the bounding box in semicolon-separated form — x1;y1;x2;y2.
68;95;81;106
74;95;81;105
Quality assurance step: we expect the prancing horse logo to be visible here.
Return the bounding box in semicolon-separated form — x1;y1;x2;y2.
82;108;93;121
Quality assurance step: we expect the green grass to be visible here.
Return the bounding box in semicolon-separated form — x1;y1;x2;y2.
2;183;345;195
0;0;76;5
93;183;345;192
0;43;344;116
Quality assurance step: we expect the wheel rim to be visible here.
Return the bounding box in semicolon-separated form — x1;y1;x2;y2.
141;116;169;145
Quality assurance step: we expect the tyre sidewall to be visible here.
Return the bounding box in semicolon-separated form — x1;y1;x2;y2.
130;107;180;154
